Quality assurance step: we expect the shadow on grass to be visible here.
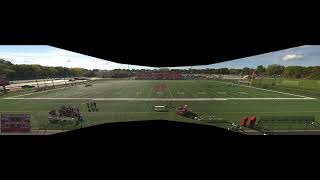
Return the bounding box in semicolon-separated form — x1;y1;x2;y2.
181;111;199;119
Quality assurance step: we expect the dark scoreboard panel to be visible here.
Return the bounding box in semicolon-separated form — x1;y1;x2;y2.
1;114;31;133
0;75;10;86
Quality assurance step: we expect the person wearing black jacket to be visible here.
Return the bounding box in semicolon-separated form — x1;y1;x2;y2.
87;102;91;112
93;101;97;111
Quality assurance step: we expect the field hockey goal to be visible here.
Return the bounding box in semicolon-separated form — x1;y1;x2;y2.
238;80;252;86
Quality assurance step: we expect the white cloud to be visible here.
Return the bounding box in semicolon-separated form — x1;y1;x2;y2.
0;46;156;70
282;54;303;61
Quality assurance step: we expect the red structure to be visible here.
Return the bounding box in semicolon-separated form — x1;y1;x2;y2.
241;116;248;126
135;72;183;80
249;116;257;127
176;105;189;115
0;75;10;86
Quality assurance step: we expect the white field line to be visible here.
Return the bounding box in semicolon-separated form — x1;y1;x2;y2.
5;86;70;98
215;80;315;99
3;97;315;101
180;85;196;98
147;85;153;99
167;85;174;98
5;80;100;99
4;80;316;100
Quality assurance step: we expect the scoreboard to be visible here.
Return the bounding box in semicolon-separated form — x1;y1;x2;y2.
1;114;31;133
0;75;10;86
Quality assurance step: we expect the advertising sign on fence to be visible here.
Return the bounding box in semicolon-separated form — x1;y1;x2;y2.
1;114;31;133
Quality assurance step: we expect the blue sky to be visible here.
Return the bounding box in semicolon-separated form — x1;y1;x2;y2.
1;45;320;70
0;45;155;70
171;45;320;69
188;45;320;69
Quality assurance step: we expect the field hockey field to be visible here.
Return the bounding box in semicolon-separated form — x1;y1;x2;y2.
5;80;311;99
1;79;320;132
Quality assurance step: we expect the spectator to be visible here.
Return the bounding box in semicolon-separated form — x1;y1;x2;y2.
93;102;97;110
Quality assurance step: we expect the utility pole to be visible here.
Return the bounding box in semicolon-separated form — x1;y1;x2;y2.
65;69;69;87
259;74;263;87
250;71;255;86
70;65;76;86
44;78;47;88
279;75;283;86
273;74;277;86
64;77;67;87
51;78;55;88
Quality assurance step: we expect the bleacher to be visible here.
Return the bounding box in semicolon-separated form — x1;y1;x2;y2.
257;116;318;130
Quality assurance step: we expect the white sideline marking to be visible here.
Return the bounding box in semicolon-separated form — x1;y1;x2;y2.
7;86;69;98
3;97;315;101
167;86;174;98
4;80;316;100
240;84;310;98
215;80;314;99
147;86;153;99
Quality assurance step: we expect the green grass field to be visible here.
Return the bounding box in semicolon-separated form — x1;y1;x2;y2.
251;78;320;98
5;80;306;99
1;79;320;132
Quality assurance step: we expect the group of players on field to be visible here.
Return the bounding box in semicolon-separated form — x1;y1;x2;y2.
48;101;98;125
48;105;84;125
87;101;98;112
49;105;81;118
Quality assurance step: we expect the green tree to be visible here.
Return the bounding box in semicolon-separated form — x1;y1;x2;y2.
70;68;85;77
242;67;250;75
0;59;13;66
219;68;229;75
309;66;320;79
283;66;304;79
256;65;266;75
266;64;285;76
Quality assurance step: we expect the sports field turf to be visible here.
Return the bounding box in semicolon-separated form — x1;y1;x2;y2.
5;80;310;99
1;79;320;131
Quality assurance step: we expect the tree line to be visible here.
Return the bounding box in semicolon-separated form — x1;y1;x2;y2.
0;59;98;80
118;65;320;80
2;58;320;80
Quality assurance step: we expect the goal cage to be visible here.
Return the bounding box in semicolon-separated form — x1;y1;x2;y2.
238;80;252;86
237;71;256;86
